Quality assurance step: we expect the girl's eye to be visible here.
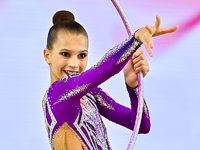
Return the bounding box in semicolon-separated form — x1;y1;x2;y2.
61;52;70;57
78;53;87;58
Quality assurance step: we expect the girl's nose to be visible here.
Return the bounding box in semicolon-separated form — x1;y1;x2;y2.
68;57;78;68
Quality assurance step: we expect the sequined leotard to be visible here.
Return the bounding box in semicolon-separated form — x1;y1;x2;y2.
43;34;151;150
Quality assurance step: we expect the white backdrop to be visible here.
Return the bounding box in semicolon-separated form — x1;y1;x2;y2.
0;0;200;149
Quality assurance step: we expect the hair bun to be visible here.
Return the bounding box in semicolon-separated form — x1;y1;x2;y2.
53;10;75;24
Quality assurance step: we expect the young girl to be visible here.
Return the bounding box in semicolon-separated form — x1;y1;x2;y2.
43;10;178;150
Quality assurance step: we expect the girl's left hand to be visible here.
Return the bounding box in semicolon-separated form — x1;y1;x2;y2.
135;15;179;57
123;49;149;88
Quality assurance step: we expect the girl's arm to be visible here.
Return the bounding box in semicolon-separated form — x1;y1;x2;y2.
48;34;142;106
92;85;150;134
45;33;142;147
48;15;178;107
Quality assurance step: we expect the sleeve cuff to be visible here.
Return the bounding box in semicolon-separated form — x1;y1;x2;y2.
125;83;139;98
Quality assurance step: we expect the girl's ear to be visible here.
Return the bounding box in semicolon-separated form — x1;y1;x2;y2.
44;48;51;65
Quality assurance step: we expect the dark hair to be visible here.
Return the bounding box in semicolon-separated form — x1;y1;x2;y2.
46;10;88;50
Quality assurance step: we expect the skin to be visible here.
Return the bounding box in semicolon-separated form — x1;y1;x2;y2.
44;31;149;87
44;15;179;88
44;30;89;84
134;15;179;57
43;15;178;149
124;15;179;88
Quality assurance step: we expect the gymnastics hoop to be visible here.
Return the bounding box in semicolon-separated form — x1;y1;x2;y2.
110;0;144;150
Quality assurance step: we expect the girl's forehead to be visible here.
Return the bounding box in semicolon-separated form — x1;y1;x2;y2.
57;31;87;42
53;32;88;51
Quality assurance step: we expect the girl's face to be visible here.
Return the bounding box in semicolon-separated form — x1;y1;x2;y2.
44;31;88;84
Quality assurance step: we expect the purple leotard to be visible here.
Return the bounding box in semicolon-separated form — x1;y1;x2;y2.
43;34;151;150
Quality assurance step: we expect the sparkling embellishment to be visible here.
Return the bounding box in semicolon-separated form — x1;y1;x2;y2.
69;73;80;78
90;35;138;71
61;76;69;83
117;40;141;65
43;91;57;148
133;86;139;97
73;94;110;150
132;86;150;119
143;100;150;119
54;83;90;105
42;33;144;150
95;93;115;110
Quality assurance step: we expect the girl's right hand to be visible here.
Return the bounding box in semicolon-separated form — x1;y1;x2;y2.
135;15;179;57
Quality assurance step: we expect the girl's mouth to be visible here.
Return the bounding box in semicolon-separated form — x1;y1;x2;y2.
64;70;79;76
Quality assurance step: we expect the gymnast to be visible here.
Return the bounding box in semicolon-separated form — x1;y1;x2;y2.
42;10;178;150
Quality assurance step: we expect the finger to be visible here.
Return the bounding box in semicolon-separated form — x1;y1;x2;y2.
147;36;154;49
161;25;179;34
133;55;148;68
153;25;179;36
133;59;146;69
145;24;154;35
142;36;154;57
134;60;149;73
134;64;149;77
126;58;133;67
133;54;147;65
138;31;154;56
143;41;153;57
132;49;144;59
155;15;161;30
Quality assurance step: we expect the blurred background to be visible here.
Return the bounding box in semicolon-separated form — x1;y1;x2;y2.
0;0;199;149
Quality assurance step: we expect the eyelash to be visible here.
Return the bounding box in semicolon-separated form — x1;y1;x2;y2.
78;53;87;58
61;52;70;57
60;52;87;59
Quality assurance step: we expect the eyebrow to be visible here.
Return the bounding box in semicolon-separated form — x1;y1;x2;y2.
60;49;88;52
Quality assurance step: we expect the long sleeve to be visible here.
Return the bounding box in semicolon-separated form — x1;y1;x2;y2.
91;85;150;134
44;34;142;147
47;34;142;114
125;84;151;133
